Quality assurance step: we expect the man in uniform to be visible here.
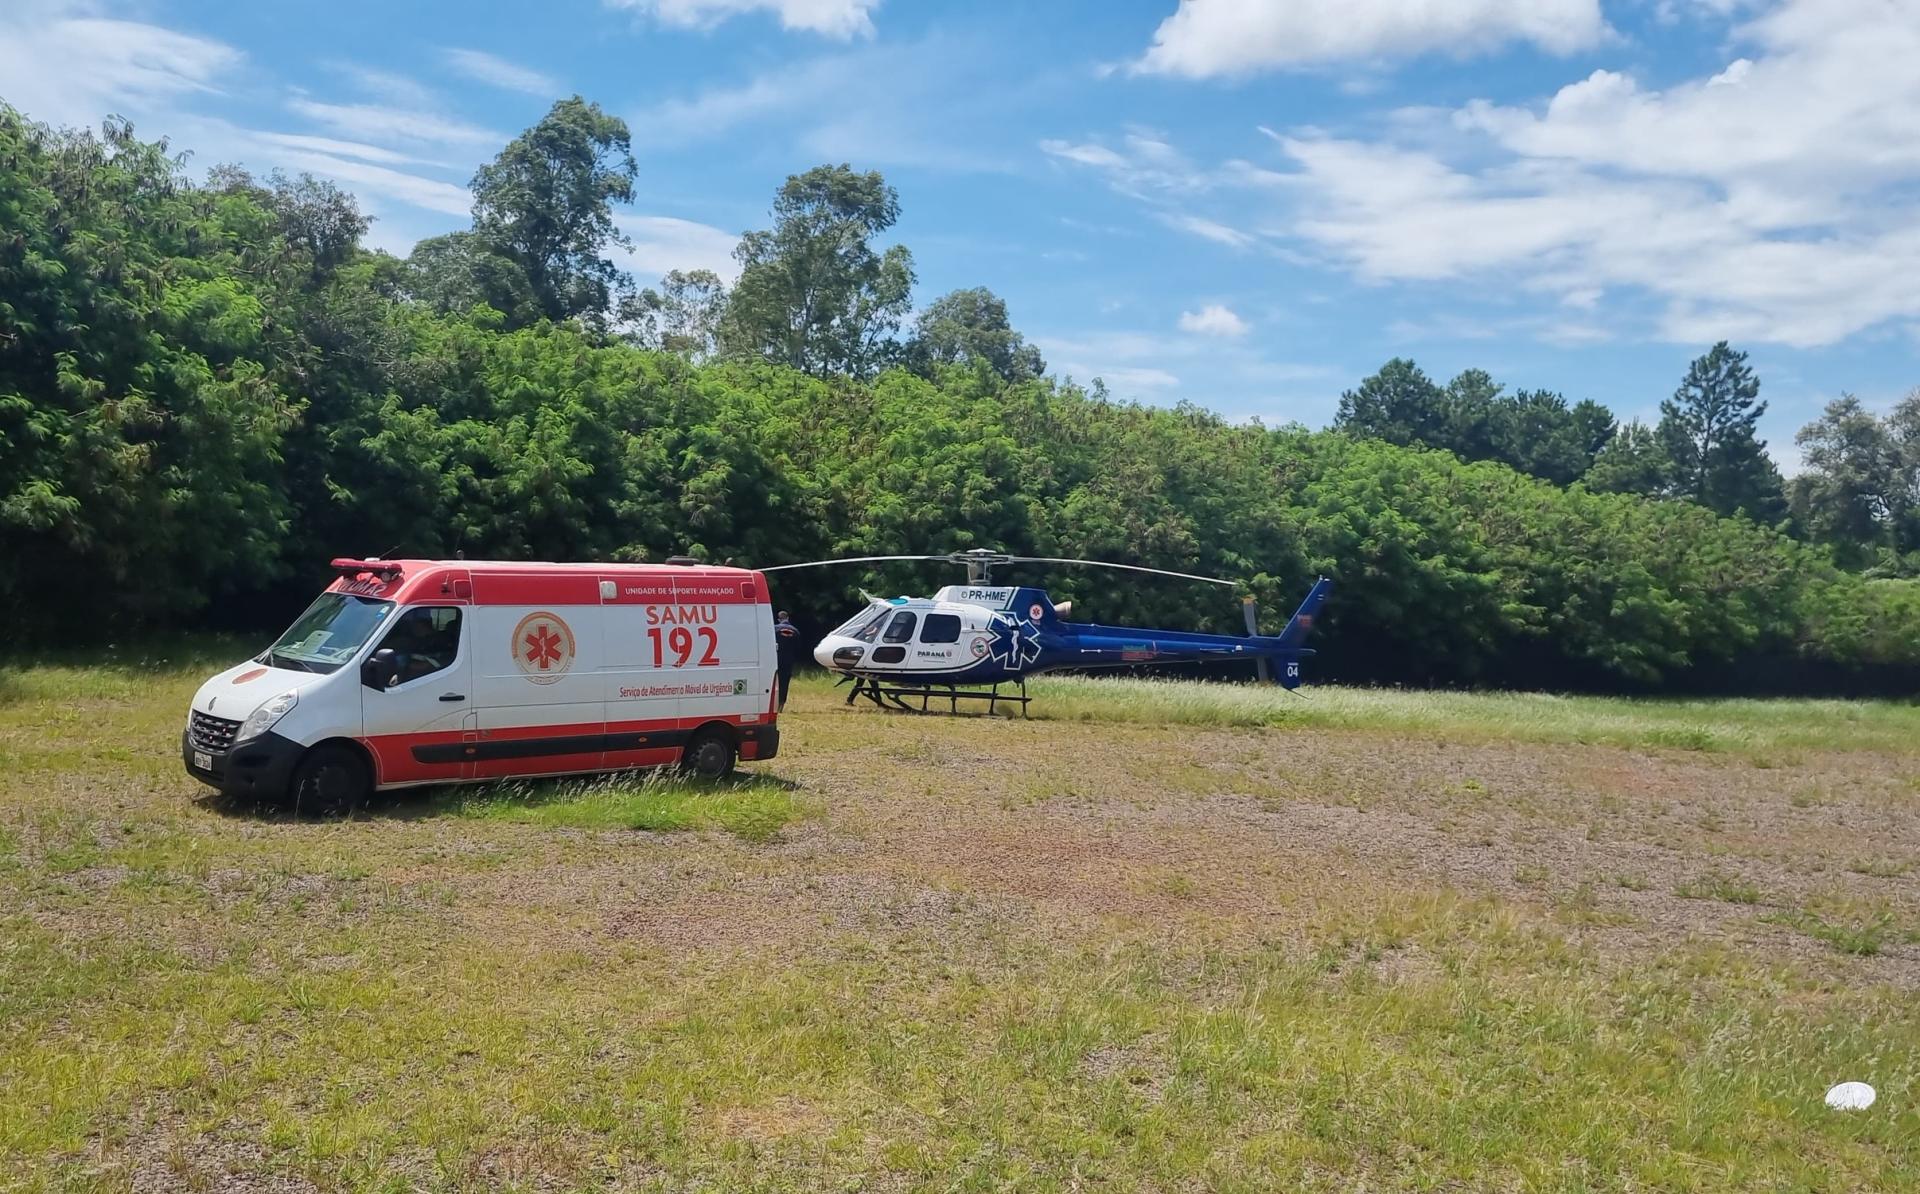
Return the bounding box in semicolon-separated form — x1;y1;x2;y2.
774;610;799;711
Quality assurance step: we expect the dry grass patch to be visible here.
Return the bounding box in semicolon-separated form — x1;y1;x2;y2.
6;657;1920;1189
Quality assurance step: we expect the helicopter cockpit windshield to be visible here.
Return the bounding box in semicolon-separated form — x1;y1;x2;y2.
832;606;890;644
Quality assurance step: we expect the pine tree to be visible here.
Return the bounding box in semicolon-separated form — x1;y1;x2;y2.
1657;342;1787;522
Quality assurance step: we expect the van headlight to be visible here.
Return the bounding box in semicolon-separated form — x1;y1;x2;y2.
236;691;298;743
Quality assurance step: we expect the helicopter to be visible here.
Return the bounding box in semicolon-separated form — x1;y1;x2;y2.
762;549;1331;714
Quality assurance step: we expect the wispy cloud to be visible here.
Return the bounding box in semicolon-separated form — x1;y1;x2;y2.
613;214;742;282
443;48;560;97
272;147;474;216
631;54;861;148
1160;213;1254;249
630;35;1019;172
1134;0;1609;77
1053;0;1920;351
0;15;242;129
605;0;882;38
251;131;430;167
287;98;500;148
1178;304;1250;337
328;62;437;108
1266;0;1920;347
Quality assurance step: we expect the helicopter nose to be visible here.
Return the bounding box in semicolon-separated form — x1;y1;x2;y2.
814;637;862;670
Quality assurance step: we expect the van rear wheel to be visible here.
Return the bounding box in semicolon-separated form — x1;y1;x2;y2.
681;729;736;781
288;744;370;815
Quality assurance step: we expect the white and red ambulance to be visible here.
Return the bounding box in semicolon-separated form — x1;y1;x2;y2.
182;558;781;808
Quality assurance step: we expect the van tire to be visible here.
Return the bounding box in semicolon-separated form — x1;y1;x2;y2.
288;744;371;815
681;728;736;781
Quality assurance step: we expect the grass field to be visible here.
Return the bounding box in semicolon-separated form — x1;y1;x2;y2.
4;653;1920;1191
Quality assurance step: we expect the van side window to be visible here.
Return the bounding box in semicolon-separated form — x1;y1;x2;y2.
376;606;462;684
882;610;918;643
920;613;962;644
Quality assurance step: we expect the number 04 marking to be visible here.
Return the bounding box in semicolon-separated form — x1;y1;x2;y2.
648;626;720;668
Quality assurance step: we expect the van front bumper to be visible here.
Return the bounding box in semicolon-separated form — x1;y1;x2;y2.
183;729;304;801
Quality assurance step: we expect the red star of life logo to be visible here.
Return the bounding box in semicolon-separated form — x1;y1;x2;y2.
511;611;574;684
524;624;562;669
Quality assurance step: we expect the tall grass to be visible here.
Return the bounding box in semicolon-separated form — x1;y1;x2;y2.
1023;675;1920;755
436;771;811;841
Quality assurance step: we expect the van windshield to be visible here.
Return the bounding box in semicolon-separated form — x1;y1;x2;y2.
258;592;396;674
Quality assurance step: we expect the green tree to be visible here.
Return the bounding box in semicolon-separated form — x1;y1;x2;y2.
1437;368;1501;460
721;164;914;378
403;230;537;324
1657;342;1787;521
1493;390;1614;486
905;287;1045;382
0;110;297;627
1790;395;1897;564
466;96;638;326
1584;421;1671;497
1335;359;1447;447
628;268;726;359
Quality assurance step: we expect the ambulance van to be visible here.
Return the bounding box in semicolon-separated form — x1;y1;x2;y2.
183;558;781;808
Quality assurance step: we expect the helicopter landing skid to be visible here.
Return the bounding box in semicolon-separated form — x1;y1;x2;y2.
839;673;1031;717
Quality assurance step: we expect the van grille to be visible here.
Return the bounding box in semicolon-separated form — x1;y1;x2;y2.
189;710;242;753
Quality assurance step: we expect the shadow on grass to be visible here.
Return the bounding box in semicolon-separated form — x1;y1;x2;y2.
200;768;809;842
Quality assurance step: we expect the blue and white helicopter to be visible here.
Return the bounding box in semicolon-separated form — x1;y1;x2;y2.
763;549;1331;714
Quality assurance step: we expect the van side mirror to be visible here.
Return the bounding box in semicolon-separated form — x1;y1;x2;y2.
362;648;399;690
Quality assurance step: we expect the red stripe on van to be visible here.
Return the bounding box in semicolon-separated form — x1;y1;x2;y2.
359;709;776;786
469;572;603;606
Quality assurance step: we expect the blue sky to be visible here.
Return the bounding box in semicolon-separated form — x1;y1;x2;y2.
5;0;1918;469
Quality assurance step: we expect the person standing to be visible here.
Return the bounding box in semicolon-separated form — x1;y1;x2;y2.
773;610;799;711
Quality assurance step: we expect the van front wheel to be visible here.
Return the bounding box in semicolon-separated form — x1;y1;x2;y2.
681;729;736;781
288;744;370;815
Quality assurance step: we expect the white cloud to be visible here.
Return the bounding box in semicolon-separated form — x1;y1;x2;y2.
1160;213;1253;249
1040;131;1207;196
0;15;241;129
1262;0;1920;346
614;214;741;283
0;5;492;240
251;131;427;166
632;37;1018;171
1039;139;1128;170
632;53;867;147
1035;328;1330;402
606;0;880;38
1178;304;1250;337
1044;0;1920;350
1134;0;1609;77
443;48;560;97
330;63;438;109
287;98;500;148
273;147;474;216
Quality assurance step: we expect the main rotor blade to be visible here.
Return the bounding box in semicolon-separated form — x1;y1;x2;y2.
758;555;952;572
1000;556;1239;586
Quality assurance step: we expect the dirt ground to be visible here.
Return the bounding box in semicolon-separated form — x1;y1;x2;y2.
573;706;1920;985
8;675;1920;1190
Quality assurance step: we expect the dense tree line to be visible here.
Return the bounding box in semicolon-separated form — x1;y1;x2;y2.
1333;346;1789;524
2;99;1916;691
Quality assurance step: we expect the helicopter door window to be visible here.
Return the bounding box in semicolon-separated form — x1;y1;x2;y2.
881;611;918;643
920;614;961;644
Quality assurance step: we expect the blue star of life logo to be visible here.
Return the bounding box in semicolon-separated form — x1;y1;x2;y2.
986;612;1042;670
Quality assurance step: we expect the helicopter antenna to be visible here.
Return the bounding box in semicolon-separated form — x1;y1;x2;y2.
757;549;1237;588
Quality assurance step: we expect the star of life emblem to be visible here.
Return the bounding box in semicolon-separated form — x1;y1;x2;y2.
986;612;1042;670
511;611;576;685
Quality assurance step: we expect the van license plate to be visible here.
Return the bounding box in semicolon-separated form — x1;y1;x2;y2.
193;750;212;771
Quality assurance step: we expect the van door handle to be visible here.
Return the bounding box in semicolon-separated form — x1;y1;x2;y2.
439;692;465;702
